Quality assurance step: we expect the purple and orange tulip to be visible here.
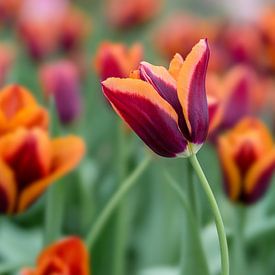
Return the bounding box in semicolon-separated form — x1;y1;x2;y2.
0;85;48;135
94;42;143;80
101;39;210;157
218;118;275;204
0;127;85;214
20;237;90;275
40;60;82;124
206;65;256;134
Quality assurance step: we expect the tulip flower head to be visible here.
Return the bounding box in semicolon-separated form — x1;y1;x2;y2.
102;39;210;157
218;118;275;204
0;128;85;214
0;85;48;135
95;42;143;80
40;60;82;125
20;237;90;275
206;65;255;135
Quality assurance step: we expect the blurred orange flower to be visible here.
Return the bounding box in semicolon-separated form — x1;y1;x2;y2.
106;0;161;28
94;42;143;80
20;237;90;275
0;85;48;135
0;127;85;214
155;13;224;72
40;60;82;124
218;118;275;204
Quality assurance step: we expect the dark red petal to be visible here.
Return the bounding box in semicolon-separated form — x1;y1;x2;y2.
102;78;187;157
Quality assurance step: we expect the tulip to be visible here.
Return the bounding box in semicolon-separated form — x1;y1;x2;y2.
0;127;85;214
94;42;143;80
17;0;68;60
40;60;82;124
20;237;90;275
218;118;275;204
0;85;48;135
219;23;264;68
106;0;161;29
59;7;91;52
101;39;210;157
207;65;255;134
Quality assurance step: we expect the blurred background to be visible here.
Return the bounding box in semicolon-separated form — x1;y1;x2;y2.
0;0;275;274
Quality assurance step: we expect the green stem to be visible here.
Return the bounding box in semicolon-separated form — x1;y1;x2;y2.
186;161;199;221
165;173;210;275
44;180;65;245
189;154;229;275
85;155;152;249
231;205;246;275
113;122;128;275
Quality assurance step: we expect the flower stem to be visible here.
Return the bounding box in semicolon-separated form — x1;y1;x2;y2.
189;153;229;275
165;172;209;275
186;160;199;221
85;155;152;249
231;205;246;275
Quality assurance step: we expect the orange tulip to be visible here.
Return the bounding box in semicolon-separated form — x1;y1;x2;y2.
0;85;48;135
106;0;161;29
0;127;85;214
94;42;143;80
218;118;275;204
20;237;90;275
155;13;225;72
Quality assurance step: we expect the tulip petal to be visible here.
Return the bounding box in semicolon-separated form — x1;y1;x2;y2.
177;39;210;144
18;136;85;212
0;129;52;193
0;160;17;214
244;148;275;204
168;53;184;80
139;61;191;139
37;237;89;275
0;85;49;133
102;78;187;157
218;136;241;200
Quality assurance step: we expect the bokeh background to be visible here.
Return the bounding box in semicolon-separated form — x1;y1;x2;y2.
0;0;275;274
